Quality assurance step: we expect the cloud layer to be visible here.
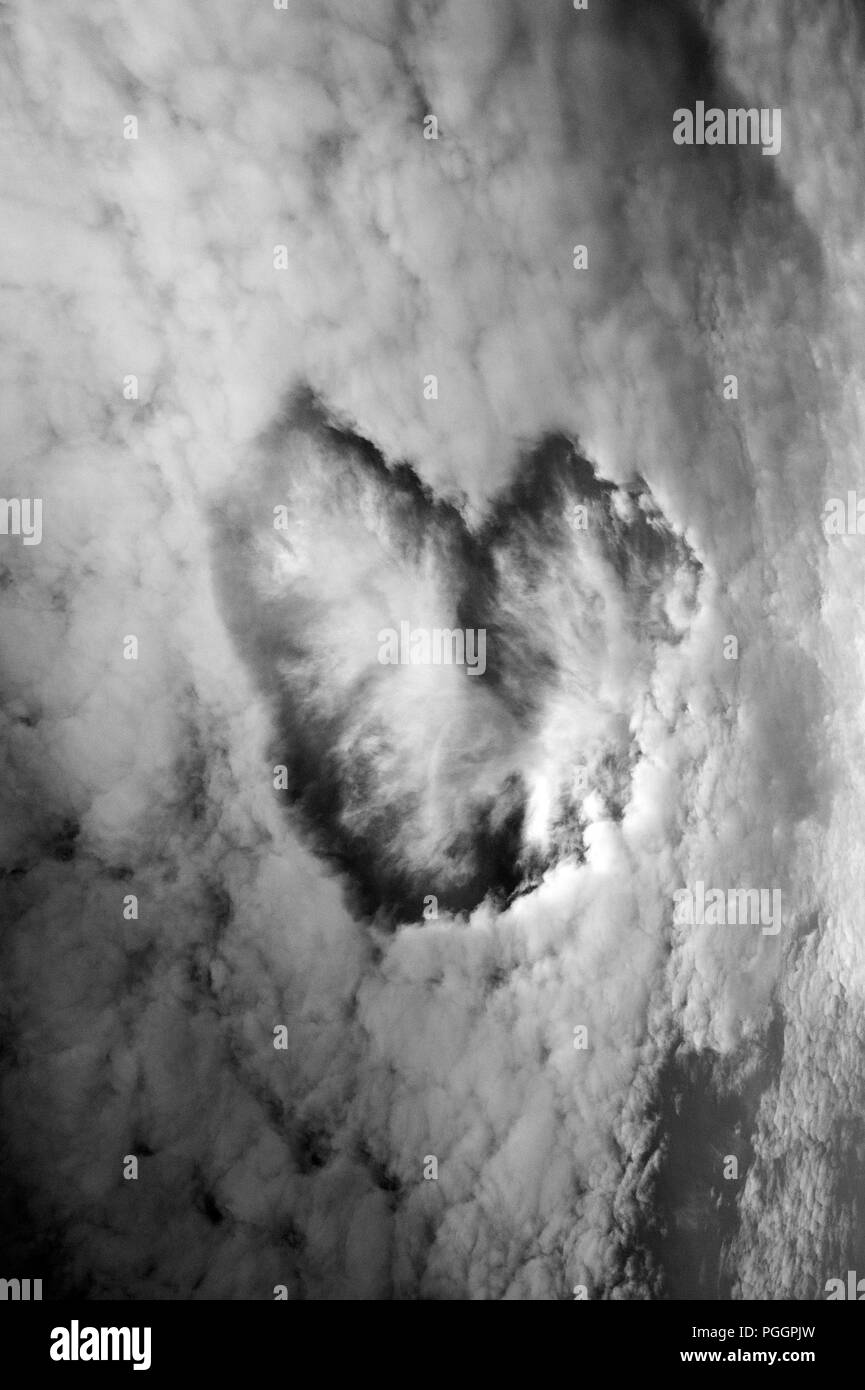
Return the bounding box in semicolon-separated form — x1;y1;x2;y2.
0;0;860;1299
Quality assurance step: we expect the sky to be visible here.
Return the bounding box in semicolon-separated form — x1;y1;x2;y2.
1;0;864;1300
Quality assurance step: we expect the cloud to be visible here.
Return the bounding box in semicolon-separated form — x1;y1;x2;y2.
0;0;857;1301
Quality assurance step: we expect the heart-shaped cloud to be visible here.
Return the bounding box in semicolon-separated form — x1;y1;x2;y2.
211;389;701;923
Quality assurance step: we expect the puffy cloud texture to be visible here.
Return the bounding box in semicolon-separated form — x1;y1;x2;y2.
0;0;860;1300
